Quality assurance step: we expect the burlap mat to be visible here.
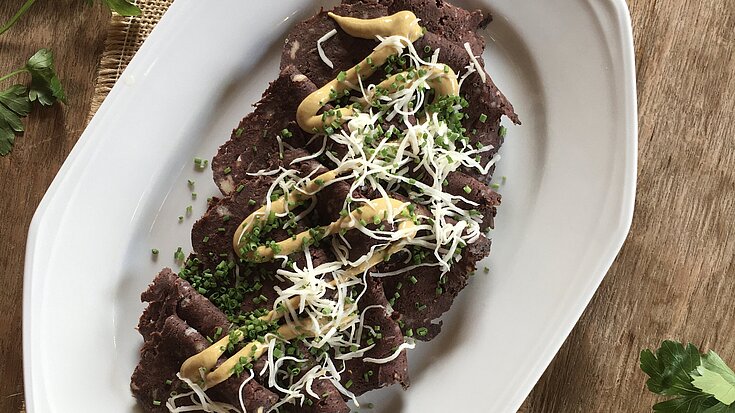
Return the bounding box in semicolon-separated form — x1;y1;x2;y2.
87;0;174;120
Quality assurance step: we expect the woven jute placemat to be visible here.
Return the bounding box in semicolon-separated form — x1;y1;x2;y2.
87;0;174;120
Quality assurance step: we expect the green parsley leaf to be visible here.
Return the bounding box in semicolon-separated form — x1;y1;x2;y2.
641;341;735;413
692;352;735;405
702;404;735;413
25;49;66;106
0;84;31;155
99;0;141;16
641;340;701;397
652;395;720;413
0;48;66;155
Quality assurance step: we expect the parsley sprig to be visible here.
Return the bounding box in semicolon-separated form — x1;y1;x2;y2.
641;340;735;412
0;0;141;36
0;49;65;155
0;0;142;155
90;0;142;17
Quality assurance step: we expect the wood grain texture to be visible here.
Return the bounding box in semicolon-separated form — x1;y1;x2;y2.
0;0;733;412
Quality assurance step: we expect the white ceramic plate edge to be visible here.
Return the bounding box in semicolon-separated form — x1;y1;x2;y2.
503;0;638;409
22;3;190;412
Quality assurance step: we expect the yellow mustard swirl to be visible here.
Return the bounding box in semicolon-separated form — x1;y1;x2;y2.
233;169;416;263
296;11;458;133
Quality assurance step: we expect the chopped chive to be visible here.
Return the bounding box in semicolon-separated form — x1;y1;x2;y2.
165;379;172;385
174;247;185;262
192;193;197;199
499;125;508;137
151;249;159;255
409;276;418;284
337;71;347;82
479;113;488;123
463;185;472;194
152;400;161;406
248;199;256;206
223;166;232;174
417;327;428;336
236;184;245;193
235;127;244;137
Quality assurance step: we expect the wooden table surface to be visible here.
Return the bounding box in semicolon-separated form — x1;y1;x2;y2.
0;0;733;412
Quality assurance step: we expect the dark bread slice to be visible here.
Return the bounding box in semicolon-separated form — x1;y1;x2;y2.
193;149;326;266
212;66;318;196
378;233;492;340
131;270;279;412
341;276;410;396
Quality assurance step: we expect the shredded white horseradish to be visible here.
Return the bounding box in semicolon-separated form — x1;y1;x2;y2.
180;33;495;413
166;373;240;413
463;41;486;83
317;29;338;69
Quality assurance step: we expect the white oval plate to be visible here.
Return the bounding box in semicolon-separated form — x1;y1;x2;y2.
24;0;636;412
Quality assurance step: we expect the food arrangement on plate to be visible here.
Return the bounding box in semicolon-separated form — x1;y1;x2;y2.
130;0;518;411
